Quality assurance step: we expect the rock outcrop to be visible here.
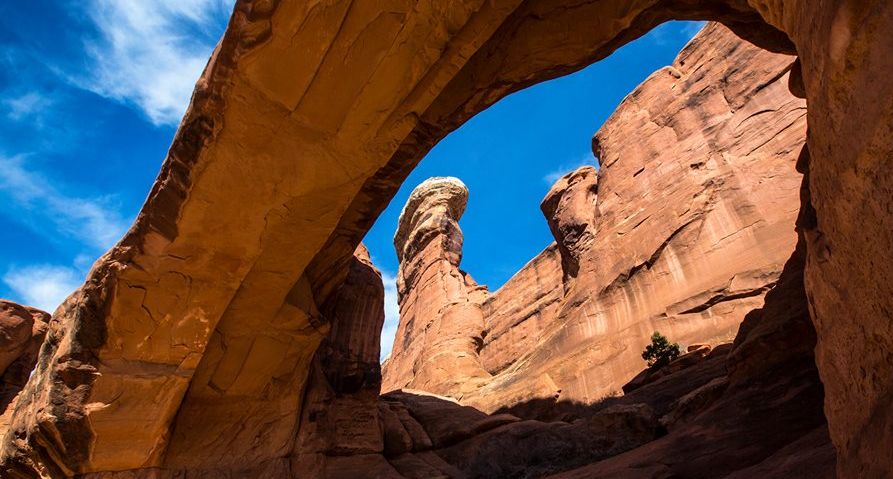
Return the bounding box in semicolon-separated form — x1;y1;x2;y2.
0;301;48;435
1;0;891;476
540;166;598;288
292;245;388;476
548;237;831;478
382;177;491;397
384;23;808;416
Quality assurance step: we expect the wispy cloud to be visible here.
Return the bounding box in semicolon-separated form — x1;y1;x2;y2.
0;155;129;251
379;270;400;361
681;21;706;40
3;91;54;122
2;264;81;312
0;2;231;310
543;152;596;185
647;21;706;46
74;0;233;125
0;155;126;310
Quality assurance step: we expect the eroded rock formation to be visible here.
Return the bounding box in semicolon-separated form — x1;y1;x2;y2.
0;0;891;476
384;23;808;416
292;245;388;476
548;237;832;478
478;244;563;377
382;177;491;397
0;301;48;435
540;166;598;287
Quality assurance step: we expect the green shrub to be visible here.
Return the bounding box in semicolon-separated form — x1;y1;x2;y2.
642;331;681;369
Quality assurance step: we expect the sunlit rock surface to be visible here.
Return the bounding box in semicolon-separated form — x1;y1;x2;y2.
381;177;491;397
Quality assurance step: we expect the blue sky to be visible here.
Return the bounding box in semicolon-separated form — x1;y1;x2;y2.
0;1;701;360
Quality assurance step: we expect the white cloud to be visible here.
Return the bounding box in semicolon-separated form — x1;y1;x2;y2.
4;92;53;122
0;155;129;250
681;21;707;40
0;156;124;310
379;271;400;361
543;152;596;185
543;169;569;186
73;253;99;271
3;264;81;312
76;0;233;125
647;21;706;46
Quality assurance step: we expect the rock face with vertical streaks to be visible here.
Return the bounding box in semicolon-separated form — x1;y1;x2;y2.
478;244;564;376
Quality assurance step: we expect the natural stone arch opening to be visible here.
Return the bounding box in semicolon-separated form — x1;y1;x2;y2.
1;1;889;478
306;2;797;293
364;20;705;364
377;20;811;419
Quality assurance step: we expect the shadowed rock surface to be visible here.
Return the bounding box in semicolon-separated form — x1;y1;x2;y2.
547;238;832;479
0;0;891;477
0;300;49;436
292;245;388;476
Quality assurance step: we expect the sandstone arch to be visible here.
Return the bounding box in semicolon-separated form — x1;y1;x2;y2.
1;1;890;478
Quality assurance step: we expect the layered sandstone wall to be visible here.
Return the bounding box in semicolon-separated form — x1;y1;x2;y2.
478;244;563;375
383;23;807;414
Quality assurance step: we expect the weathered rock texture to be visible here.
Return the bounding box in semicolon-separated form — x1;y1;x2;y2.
385;23;807;415
0;0;890;477
479;244;563;376
383;178;491;398
546;236;832;478
377;21;837;478
310;386;665;479
540;166;598;288
0;301;48;436
292;245;388;476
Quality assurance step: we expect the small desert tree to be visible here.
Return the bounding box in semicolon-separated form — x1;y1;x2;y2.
642;331;681;369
